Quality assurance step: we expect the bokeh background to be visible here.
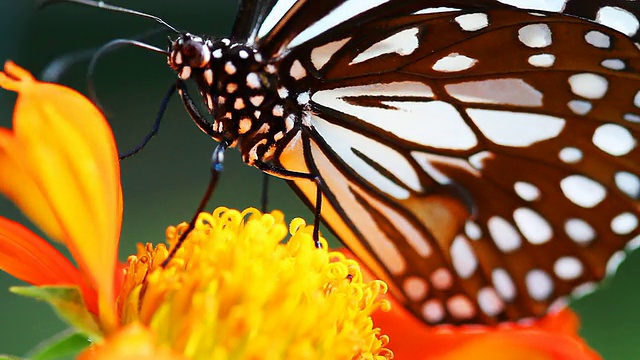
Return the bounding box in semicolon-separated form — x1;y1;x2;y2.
0;1;638;358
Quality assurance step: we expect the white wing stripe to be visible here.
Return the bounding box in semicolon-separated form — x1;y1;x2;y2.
350;27;420;65
310;38;351;70
309;141;407;275
313;86;479;150
495;0;568;12
311;114;420;199
288;0;391;49
351;185;433;258
467;109;565;147
413;7;460;15
445;79;543;107
257;0;297;39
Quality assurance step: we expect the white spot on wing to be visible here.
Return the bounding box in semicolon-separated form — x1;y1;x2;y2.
606;250;626;276
422;300;445;323
596;6;640;37
585;30;611;49
554;256;584;280
432;53;478;72
625;113;640;123
467;109;565;147
564;218;596;245
403;276;429;301
568;73;608;99
592;123;636;156
454;13;489;31
310;38;351;70
351;28;420;65
478;287;505;316
627;235;640;251
447;295;476;319
514;208;553;244
615;171;640;198
431;268;453;290
451;235;478;279
518;24;552;48
611;212;638;235
465;221;482;240
514;182;541;201
567;100;592;115
492;268;516;301
560;175;606;208
289;60;307;80
445;78;543;107
528;53;555;67
601;59;625;70
526;269;554;301
558;147;583;163
488;216;522;253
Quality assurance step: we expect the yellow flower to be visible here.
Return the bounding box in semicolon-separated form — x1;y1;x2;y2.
89;207;392;360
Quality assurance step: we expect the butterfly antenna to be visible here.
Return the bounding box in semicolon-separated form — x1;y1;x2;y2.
87;38;167;113
38;0;180;34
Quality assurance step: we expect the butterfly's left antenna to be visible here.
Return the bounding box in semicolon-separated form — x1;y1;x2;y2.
40;0;178;159
38;0;180;34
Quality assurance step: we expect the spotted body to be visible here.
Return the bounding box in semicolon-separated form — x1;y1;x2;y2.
168;34;303;165
166;0;640;325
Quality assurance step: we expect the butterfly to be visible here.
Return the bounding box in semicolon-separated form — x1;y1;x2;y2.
99;0;640;325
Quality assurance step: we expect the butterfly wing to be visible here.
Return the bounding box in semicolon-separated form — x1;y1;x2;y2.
233;1;640;324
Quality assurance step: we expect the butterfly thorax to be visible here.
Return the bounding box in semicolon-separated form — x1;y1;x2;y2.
168;33;297;165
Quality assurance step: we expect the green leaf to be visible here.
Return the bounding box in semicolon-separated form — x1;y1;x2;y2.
10;286;101;339
0;355;27;360
27;329;91;360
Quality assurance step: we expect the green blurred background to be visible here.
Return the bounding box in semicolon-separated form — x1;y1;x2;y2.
0;1;638;358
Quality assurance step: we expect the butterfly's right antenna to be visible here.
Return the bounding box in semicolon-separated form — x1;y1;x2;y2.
38;0;180;34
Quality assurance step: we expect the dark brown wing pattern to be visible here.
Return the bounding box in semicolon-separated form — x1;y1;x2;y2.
251;4;640;324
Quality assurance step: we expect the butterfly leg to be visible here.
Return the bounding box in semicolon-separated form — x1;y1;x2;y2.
253;160;323;249
261;173;270;213
175;79;217;137
162;140;229;266
119;84;176;160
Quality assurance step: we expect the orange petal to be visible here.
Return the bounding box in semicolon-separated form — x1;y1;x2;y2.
0;216;98;313
0;216;82;286
78;323;187;360
0;62;122;326
338;248;601;360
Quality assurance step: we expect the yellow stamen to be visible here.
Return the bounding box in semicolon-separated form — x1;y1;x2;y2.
116;207;392;359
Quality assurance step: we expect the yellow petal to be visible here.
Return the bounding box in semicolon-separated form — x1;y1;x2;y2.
0;61;122;329
78;323;187;360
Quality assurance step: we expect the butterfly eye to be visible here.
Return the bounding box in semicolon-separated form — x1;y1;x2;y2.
169;35;211;71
